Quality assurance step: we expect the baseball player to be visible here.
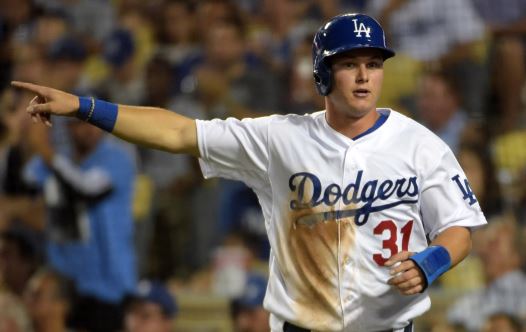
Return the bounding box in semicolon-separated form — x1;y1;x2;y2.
13;13;486;332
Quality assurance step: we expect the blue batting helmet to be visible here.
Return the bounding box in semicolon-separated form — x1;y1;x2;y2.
312;13;395;96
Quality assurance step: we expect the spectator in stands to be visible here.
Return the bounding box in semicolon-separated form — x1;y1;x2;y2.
192;19;280;118
142;55;176;110
0;0;37;45
482;312;523;332
98;28;145;105
124;280;177;332
194;0;243;42
286;34;325;115
0;291;32;332
0;86;45;290
23;119;137;332
168;19;281;271
0;0;37;89
231;273;270;332
135;54;207;279
0;88;45;232
137;55;199;190
183;233;259;296
216;181;270;261
517;169;526;227
44;35;93;157
34;0;116;49
369;0;484;63
250;0;326;73
456;144;503;218
155;0;199;67
471;0;526;133
10;43;47;86
367;0;487;116
0;230;39;297
140;56;188;189
448;216;526;331
45;35;89;94
24;268;73;332
416;69;469;154
32;10;69;51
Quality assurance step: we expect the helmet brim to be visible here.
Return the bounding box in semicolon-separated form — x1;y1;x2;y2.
322;44;396;61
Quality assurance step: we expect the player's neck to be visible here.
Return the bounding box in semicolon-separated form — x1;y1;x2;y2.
325;107;380;140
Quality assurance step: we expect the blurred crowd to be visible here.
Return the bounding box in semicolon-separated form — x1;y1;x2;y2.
0;0;526;331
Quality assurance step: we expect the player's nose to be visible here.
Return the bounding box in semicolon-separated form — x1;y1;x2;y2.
355;64;369;83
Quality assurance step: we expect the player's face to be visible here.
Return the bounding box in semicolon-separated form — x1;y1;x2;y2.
328;49;384;118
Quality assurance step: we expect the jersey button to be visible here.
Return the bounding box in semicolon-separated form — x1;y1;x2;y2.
343;255;351;265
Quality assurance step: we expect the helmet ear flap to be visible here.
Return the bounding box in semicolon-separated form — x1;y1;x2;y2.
313;71;322;84
314;60;332;96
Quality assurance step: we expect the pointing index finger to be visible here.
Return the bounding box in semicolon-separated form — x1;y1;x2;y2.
11;81;48;97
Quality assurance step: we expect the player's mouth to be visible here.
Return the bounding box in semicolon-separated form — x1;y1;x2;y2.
352;89;370;97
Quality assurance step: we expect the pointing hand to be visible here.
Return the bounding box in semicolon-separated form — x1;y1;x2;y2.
11;81;80;126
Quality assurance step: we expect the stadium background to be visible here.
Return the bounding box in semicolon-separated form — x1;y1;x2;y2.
1;0;526;331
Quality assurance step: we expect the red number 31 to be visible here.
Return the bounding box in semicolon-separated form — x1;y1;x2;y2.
373;219;413;266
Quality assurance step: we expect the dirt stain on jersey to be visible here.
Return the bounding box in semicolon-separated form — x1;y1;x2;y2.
284;202;356;330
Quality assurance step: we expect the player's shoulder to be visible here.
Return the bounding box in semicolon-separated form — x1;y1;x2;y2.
387;109;429;133
225;111;324;134
387;109;450;151
202;111;323;128
264;110;325;126
264;110;324;120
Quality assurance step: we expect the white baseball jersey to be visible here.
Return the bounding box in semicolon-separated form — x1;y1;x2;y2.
196;109;487;331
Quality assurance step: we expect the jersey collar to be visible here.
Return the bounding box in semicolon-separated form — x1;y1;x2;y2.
320;109;391;144
352;110;389;140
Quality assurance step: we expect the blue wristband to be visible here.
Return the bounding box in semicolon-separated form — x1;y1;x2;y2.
77;96;94;121
410;245;451;291
77;97;118;132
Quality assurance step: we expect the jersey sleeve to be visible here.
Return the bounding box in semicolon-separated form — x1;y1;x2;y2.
420;147;487;240
196;116;271;189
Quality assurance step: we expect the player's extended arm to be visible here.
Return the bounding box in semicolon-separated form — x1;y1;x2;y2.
114;105;198;156
385;226;471;295
10;81;199;157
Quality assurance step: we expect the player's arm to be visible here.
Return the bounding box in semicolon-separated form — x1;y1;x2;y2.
427;226;471;267
10;81;199;157
114;105;198;156
385;226;471;295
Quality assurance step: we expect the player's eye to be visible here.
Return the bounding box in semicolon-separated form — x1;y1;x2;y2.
367;61;383;69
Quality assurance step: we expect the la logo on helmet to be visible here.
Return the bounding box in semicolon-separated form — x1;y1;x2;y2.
352;19;371;38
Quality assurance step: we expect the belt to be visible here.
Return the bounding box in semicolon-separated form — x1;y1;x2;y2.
283;321;413;332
